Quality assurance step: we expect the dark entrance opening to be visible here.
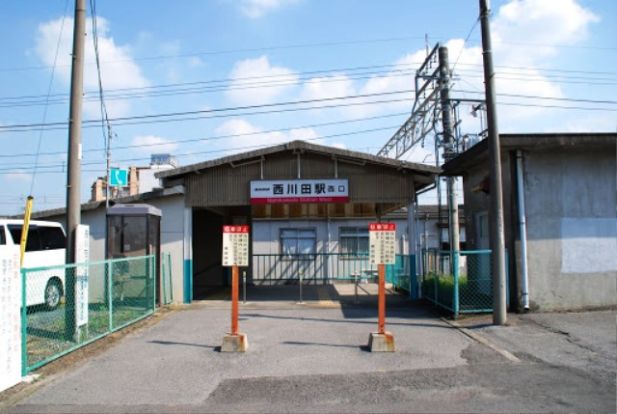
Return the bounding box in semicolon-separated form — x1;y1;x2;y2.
192;207;251;300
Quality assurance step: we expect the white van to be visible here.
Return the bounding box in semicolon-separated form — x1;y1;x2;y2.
0;219;66;309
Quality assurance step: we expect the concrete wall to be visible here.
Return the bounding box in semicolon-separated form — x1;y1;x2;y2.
154;196;186;304
461;145;617;312
523;147;617;311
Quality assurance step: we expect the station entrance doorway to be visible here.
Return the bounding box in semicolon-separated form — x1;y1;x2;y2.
192;206;250;300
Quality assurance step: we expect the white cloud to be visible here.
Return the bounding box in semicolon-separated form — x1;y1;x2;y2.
489;0;598;130
298;53;422;118
35;16;149;117
292;0;600;135
226;55;298;105
131;135;178;153
492;0;599;64
330;142;347;150
214;119;319;155
238;0;299;18
4;171;31;184
188;56;204;68
300;74;356;102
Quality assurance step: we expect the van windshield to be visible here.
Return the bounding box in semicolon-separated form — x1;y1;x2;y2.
7;225;66;251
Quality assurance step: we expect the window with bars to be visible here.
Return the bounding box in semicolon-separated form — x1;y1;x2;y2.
339;226;369;256
280;228;316;258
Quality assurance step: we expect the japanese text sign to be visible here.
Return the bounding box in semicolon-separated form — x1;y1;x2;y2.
369;222;396;265
0;246;21;392
250;179;349;204
222;225;249;267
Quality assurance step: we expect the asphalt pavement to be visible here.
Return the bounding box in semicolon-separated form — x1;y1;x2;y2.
1;289;615;414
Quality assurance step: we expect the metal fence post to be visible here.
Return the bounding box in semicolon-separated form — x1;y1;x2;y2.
453;251;460;319
434;253;438;304
161;255;167;305
167;253;173;303
107;260;113;332
243;271;247;304
354;271;359;304
151;256;156;312
298;270;303;303
21;269;27;376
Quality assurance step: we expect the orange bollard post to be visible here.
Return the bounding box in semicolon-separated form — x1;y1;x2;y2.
231;264;239;335
378;263;385;334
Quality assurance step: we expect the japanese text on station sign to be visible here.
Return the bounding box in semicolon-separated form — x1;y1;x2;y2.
222;225;249;267
250;179;349;204
369;222;396;265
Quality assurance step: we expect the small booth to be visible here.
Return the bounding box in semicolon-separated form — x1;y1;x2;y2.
106;204;162;305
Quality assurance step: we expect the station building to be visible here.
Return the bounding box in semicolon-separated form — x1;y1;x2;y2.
31;140;439;303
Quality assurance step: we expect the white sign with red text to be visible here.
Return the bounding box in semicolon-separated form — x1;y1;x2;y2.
222;225;249;267
250;179;349;204
369;223;396;265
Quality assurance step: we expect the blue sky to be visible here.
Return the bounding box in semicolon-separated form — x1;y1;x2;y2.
0;0;615;215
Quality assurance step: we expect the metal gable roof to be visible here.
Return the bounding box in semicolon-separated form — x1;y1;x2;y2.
155;140;441;180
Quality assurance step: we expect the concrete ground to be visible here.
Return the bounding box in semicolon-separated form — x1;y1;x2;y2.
2;286;615;414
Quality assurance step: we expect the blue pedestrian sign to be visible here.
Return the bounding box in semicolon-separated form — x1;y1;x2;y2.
109;168;128;187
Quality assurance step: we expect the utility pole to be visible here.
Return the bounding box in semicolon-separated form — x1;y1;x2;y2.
438;46;460;259
65;0;86;339
479;0;507;325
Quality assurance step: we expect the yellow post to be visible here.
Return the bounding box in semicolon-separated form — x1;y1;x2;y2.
19;196;34;268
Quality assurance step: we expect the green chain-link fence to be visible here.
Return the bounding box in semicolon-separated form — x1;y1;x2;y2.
421;249;507;317
21;255;156;374
160;252;173;305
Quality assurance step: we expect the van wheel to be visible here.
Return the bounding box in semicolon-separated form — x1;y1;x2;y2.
45;279;62;310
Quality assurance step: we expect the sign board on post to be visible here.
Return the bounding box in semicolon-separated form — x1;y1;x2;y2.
0;246;21;391
367;222;396;352
222;225;249;267
369;223;396;265
250;179;349;204
75;224;90;328
221;225;249;352
109;168;128;187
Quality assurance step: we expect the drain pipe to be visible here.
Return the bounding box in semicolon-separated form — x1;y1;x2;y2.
515;150;530;310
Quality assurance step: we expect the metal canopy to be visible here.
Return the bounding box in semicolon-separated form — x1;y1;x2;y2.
107;203;162;217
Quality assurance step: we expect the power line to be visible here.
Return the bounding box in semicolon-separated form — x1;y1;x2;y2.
0;112;410;158
0;124;400;172
29;0;70;196
454;90;617;105
451;17;480;74
0;69;417;109
2;61;616;107
1;32;613;73
0;62;415;102
0;90;415;132
0;35;429;73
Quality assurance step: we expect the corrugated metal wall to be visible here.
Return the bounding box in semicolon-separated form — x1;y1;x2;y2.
186;152;415;207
